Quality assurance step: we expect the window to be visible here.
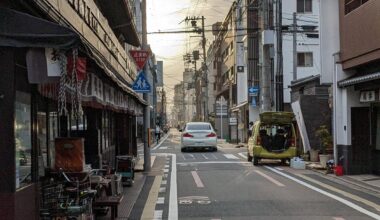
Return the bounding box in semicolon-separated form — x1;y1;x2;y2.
297;52;313;67
345;0;369;14
15;91;32;189
186;124;212;130
297;0;312;13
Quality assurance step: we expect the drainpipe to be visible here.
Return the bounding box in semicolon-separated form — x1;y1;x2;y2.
332;52;339;166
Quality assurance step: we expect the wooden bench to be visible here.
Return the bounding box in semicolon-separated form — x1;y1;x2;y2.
93;195;123;220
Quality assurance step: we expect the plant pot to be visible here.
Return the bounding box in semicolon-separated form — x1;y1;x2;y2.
319;154;332;168
310;149;319;162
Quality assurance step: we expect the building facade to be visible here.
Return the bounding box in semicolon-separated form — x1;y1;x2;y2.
0;0;147;219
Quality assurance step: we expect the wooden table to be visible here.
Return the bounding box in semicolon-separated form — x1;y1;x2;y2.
93;195;123;220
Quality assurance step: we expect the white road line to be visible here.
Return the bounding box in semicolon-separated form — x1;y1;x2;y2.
333;217;345;220
189;154;195;159
160;147;168;150
238;152;247;159
152;134;170;150
151;156;156;168
164;168;169;173
161;180;167;185
152;153;178;220
169;154;178;220
264;166;380;220
159;187;166;193
165;165;169;168
177;161;251;165
156;197;165;204
181;154;186;160
275;167;284;171
210;154;218;159
191;171;205;188
255;170;285;187
223;154;239;160
153;210;163;220
201;154;209;159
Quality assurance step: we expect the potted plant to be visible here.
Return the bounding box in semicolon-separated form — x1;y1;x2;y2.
315;125;333;168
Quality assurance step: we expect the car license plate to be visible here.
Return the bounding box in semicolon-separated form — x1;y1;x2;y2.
195;142;203;146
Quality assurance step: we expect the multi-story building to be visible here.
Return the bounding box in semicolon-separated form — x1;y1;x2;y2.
330;0;380;175
0;0;146;219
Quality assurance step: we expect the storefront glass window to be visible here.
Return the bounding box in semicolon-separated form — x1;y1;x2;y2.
49;112;59;169
375;108;380;150
15;91;32;189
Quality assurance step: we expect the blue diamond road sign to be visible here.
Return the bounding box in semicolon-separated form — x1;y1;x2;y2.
132;71;151;93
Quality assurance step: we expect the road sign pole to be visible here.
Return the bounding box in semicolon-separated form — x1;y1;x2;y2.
220;100;223;140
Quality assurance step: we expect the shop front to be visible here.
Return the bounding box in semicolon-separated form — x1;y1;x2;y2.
0;5;144;220
337;74;380;175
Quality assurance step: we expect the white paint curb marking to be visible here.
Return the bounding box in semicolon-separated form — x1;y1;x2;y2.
191;171;205;188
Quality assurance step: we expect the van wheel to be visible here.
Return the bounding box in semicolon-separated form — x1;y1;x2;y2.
253;156;259;166
247;153;253;162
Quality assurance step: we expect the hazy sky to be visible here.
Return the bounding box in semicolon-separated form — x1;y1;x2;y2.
146;0;234;111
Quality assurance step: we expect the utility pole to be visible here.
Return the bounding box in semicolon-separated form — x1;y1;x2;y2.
293;12;297;81
275;0;284;111
201;16;208;122
261;0;272;112
142;0;151;172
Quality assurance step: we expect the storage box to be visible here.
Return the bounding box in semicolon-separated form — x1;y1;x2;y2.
290;158;306;169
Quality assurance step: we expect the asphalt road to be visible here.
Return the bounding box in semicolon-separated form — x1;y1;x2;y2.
131;130;380;220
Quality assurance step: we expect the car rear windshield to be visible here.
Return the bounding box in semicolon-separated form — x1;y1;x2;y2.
186;124;212;130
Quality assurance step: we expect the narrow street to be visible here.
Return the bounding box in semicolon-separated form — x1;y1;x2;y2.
129;130;380;220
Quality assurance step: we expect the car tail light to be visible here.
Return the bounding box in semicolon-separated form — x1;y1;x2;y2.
256;136;261;145
183;133;193;138
290;138;295;146
206;133;216;137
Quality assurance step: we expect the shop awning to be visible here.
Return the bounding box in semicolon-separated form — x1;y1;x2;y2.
338;72;380;88
0;8;80;49
231;101;248;112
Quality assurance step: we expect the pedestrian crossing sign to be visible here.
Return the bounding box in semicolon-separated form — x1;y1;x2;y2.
132;71;151;93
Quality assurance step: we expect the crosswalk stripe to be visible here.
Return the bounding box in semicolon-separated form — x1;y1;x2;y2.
157;197;165;204
238;152;247;159
153;210;163;220
223;154;239;159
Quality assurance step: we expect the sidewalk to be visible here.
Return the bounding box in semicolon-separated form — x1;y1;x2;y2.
304;162;380;194
217;139;247;148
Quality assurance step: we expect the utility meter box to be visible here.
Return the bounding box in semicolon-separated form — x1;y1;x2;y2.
262;30;274;45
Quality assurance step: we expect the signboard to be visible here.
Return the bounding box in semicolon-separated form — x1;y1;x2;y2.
129;50;150;70
249;86;259;97
229;117;238;125
216;96;228;116
360;90;376;103
237;66;244;72
132;71;151;93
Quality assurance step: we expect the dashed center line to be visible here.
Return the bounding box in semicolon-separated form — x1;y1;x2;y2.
255;170;285;187
191;171;205;188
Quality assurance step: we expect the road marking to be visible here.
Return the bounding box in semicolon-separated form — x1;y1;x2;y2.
152;133;170;150
164;168;169;173
201;154;209;159
189;154;195;159
297;173;380;212
141;176;163;219
151;156;156;168
152;153;178;220
238;152;247;159
275;167;284;171
157;197;165;204
265;166;380;220
333;217;345;220
159;187;166;193
153;210;163;220
163;173;168;178
223;154;239;159
161;180;167;185
177;161;251;165
255;170;285;187
165;165;169;168
181;154;186;160
210;154;218;159
160;147;168;150
191;171;205;188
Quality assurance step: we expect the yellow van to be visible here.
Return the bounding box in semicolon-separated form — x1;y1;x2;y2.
247;112;297;166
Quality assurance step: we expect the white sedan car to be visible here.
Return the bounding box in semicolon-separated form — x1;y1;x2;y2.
180;122;218;152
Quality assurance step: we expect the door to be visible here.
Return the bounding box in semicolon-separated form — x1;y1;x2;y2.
351;107;372;174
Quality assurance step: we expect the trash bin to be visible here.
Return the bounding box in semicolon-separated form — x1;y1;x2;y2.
334;165;344;176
